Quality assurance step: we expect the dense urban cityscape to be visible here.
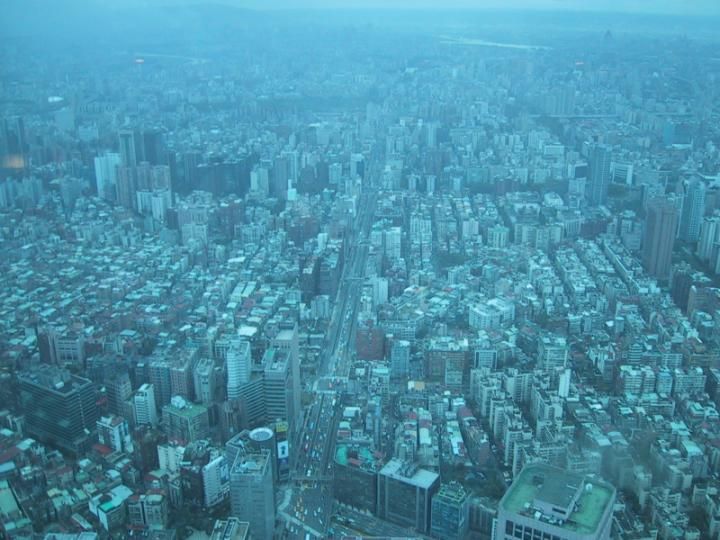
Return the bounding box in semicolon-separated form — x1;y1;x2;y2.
1;3;720;540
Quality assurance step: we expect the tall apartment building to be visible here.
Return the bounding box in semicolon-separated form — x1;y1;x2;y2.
134;383;158;427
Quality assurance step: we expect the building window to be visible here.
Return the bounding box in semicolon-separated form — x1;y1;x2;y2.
506;521;514;535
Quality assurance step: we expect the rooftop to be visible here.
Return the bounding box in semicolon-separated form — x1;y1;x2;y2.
501;464;614;536
335;444;382;472
379;458;439;490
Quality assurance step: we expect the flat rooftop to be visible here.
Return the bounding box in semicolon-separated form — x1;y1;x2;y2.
335;444;381;472
501;464;614;536
379;458;439;490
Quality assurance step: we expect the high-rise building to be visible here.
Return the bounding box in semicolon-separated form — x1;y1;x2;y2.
697;214;720;262
642;197;679;280
390;339;411;378
193;357;217;404
430;481;470;540
334;444;382;514
203;453;230;508
488;225;510;249
134;383;158;427
495;464;615;540
229;450;275;540
106;371;133;418
96;414;133;454
263;348;293;425
538;336;568;371
377;459;440;533
586;145;611;207
118;129;140;167
18;366;99;454
679;177;706;242
271;324;302;432
94;152;121;201
226;339;252;401
162;395;209;444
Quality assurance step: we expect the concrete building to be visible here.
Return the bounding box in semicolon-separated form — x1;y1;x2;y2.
94;152;121;202
334;444;382;514
18;367;98;455
495;464;616;540
430;481;470;540
162;396;210;444
134;383;158;427
377;459;440;533
96;414;133;454
229;450;275;540
679;177;706;243
642;197;679;280
586;144;611;207
226;339;252;401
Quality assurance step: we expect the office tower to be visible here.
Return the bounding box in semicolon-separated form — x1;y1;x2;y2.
118;129;140;167
586;145;611;207
106;371;133;417
495;464;615;540
226;426;282;484
193;358;217;404
558;368;572;398
350;153;365;178
116;166;138;210
384;226;402;259
226;339;252;401
377;459;440;533
134;383;158;427
118;129;145;167
270;323;302;432
679;177;706;242
431;482;470;540
96;414;133;453
642;197;679;280
2;116;26;157
390;339;411;378
697;215;720;262
263;348;293;425
334;444;382;514
148;359;173;407
141;128;167;165
94;152;121;201
18;366;99;454
162;396;210;444
229;450;275;540
271;156;288;198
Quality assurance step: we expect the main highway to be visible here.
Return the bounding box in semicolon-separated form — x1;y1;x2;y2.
280;159;378;539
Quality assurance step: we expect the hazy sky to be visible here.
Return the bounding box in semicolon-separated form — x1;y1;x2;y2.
211;0;719;15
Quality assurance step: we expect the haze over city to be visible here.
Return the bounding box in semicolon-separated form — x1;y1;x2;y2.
1;2;720;540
